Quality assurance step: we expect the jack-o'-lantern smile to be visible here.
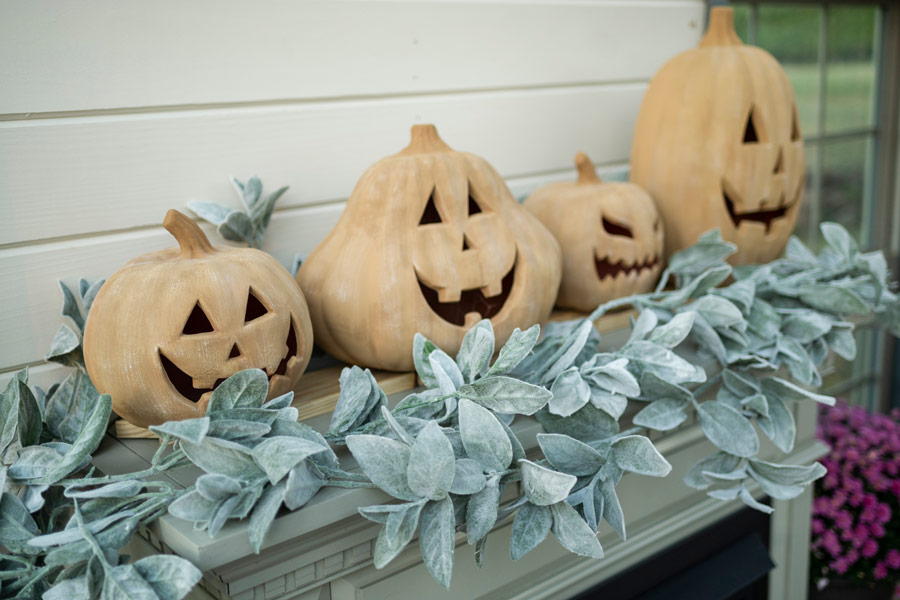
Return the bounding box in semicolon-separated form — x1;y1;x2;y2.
416;255;517;327
595;253;659;281
723;183;799;234
158;318;300;403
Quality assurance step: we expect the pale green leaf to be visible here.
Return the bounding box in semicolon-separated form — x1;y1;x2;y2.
519;459;576;506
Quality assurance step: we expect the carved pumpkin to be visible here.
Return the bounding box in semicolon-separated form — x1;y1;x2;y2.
296;124;562;371
525;153;664;312
630;6;804;265
84;210;313;428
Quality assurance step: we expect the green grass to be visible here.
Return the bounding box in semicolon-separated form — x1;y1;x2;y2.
783;62;876;138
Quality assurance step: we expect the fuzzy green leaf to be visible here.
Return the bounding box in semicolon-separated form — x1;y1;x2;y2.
419;496;455;588
611;435;671;477
647;312;695;348
457;320;494;383
519;459;576;506
550;501;603;558
407;421;456;500
466;476;500;544
208;369;269;412
450;458;486;495
458;399;512;472
510;503;552;560
252;437;328;484
633;398;688;431
346;435;417;501
459;376;551;415
697;402;759;458
537;433;604;476
549;368;590;417
488;325;540;376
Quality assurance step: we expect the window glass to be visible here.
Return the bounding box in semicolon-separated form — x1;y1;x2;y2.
820;136;874;245
732;4;753;42
825;6;878;133
757;5;822;138
794;143;818;246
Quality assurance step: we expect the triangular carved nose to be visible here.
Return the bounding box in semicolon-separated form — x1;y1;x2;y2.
773;147;784;174
462;234;474;251
229;343;241;359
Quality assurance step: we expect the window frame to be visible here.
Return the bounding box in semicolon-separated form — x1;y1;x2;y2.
710;1;900;410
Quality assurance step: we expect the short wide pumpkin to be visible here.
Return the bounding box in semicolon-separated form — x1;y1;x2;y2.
525;153;664;312
84;210;314;428
296;124;562;371
630;6;805;265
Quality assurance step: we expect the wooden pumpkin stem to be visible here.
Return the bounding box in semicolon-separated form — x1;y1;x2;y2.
699;7;743;48
400;124;454;155
163;209;215;258
575;152;600;184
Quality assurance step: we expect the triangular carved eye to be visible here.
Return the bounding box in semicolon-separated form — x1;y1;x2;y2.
743;107;760;143
245;289;269;322
467;183;483;216
183;302;214;334
419;188;442;225
602;217;632;238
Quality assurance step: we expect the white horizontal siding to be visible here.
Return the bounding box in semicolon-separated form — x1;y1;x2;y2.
0;0;702;115
0;163;633;374
2;84;645;245
0;0;705;381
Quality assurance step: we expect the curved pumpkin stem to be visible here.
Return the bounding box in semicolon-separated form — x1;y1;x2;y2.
163;209;215;258
400;124;454;155
699;7;743;48
575;152;600;184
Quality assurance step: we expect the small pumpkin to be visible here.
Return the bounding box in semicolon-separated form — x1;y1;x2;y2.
630;6;804;265
525;153;664;312
296;124;562;371
83;210;313;428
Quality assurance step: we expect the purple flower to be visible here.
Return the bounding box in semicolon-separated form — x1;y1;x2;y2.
835;511;853;530
823;530;842;557
861;539;878;558
814;401;900;583
832;557;850;575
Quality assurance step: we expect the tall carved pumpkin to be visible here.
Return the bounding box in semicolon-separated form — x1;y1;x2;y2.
84;210;314;428
525;153;663;312
296;124;562;371
630;6;804;265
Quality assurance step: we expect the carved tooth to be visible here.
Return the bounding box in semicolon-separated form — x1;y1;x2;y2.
193;377;214;390
269;374;289;391
481;279;503;297
464;311;482;328
438;287;462;303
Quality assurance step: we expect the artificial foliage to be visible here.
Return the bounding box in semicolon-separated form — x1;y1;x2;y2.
187;175;288;250
810;402;900;590
1;222;898;597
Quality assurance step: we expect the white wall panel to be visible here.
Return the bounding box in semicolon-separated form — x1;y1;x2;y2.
0;162;630;372
1;84;645;245
0;1;703;115
0;0;706;379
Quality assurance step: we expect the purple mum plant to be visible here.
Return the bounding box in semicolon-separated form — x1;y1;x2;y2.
811;401;900;590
